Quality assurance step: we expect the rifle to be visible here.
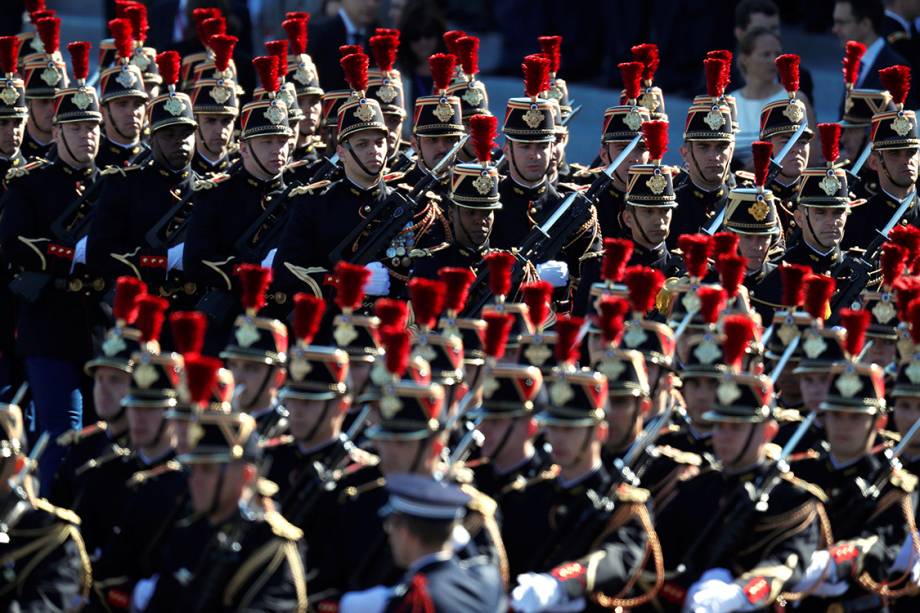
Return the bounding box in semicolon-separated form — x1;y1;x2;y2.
232;178;308;263
327;135;469;265
845;141;874;190
389;148;417;174
308;153;341;183
49;170;108;246
0;431;49;544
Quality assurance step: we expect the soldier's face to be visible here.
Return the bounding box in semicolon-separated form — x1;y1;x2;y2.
127;406;168;450
796;206;847;249
27;97;55;134
478;416;530;459
840;126;867;163
552;131;568;170
376;438;426;475
832;2;871;44
286;397;348;443
338;130;388;180
682;377;719;424
712;420;770;467
681;140;732;185
152;124;195;169
243;133;290;177
451;206;493;247
145;82;161;99
415;134;460;171
0;117;25;157
878;148;920;187
769;133;809;180
861;338;897;368
298;94;322;136
189;461;250;516
54;120;101;164
601;141;648;185
775;366;802;405
505;141;552;183
93;366;132;421
736;233;771;271
342;0;380;27
824;411;881;460
545;424;604;467
625;206;672;247
227;359;278;408
605;396;646;449
196;114;234;155
103;97;145;142
798;372;832;412
893;397;920;456
383;113;404;153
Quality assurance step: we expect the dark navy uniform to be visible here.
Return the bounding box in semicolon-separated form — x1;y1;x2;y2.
190;148;234;178
595;182;628;239
469;446;553;502
842;189;918;251
94;135;147;170
627;242;683;278
668;181;728;249
49;422;129;509
412;242;484;280
20;130;52;161
384;554;505;612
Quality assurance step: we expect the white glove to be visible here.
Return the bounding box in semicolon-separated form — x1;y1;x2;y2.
891;533;920;584
682;568;748;613
511;573;567;613
339;585;392;613
70;235;88;273
364;261;391;296
789;549;848;597
536;260;569;288
167;242;184;272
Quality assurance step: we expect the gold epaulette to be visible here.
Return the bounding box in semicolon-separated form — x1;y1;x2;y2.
656;276;683;314
654;445;702;466
128;459;181;486
56;421;107;446
734;170;755;184
262;434;294;449
264;510;303;541
891;468;918;493
384;171;406;183
340;476;386;502
774;407;803;423
32;497;81;526
5;159;45;181
347;446;380;467
558;181;589;193
100;164;139;177
193;173;231;191
780;472;828;503
285;158;310;170
288;179;332;198
506;465;560;492
615;483;650;504
573;165;602;179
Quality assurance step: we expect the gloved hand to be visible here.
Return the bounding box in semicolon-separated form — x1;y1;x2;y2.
682;568;748;613
536;260;569;288
365;261;391;296
340;585;392;613
511;573;567;613
789;550;848;597
891;533;920;584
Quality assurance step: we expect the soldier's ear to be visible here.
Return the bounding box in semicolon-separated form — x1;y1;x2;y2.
867;151;880;172
639;397;652;415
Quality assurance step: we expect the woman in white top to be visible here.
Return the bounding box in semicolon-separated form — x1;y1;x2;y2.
731;26;816;168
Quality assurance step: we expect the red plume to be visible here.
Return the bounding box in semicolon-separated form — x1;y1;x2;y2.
0;37;19;75
601;238;633;283
880;65;911;106
624;266;664;314
191;7;220;27
369;34;398;72
456;36;479;76
704;58;729;97
429;53;456;93
716;254;747;299
339;44;362;58
631;43;659;82
619;61;643;101
803;274;836;319
292;293;326;344
842;40;865;87
135;295;169;343
522;53;550;98
200;17;226;46
881;243;908;288
334;262;371;311
25;0;45;13
35;16;60;54
775;54;800;93
169;311;207;354
340;52;369;93
282;18;308;55
185;354;223;405
156;50;180;87
909;298;920;344
896;276;920;320
408;278;446;330
819;123;841;165
890;225;920;273
642;119;669;162
113;276;147;324
840;308;870;356
597;296;630;344
124;4;148;42
538;35;562;74
678;234;714;279
554;315;584;364
780;264;811;308
382;326;411;376
470;114;497;164
443;30;466;56
375;298;409;329
521;281;553;330
253;55;280;93
236;264;271;313
712;232;739;258
485;251;516;298
67;42;91;81
438;268;475;313
210;34;237;73
109;18;133;62
722;314;756;369
482;311;513;360
697;287;726;325
707;49;732;62
752;141;773;188
266;40;289;78
29;9;54;23
287;12;311;23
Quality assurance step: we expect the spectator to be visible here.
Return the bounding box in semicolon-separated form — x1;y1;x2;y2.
309;0;381;91
397;0;447;112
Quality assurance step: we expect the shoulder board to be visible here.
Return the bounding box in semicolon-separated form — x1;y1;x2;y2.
774;407;803;423
285;159;310;170
32;497;81;525
615;483;650;504
891;468;918;493
263;510;303;541
558;181;589;193
879;429;901;444
506;465;560;493
384;171;406;183
347;446;380;467
193;173;231;191
340;476;386;502
5;159;45;181
654;445;702;466
395;182;414;192
100;164;139;177
780;473;828;502
129;460;182;486
568;162;589;172
262;434;294;449
734;170;755;182
573;166;602;178
459;483;497;516
888;31;909;43
56;421;107;446
289;179;332;198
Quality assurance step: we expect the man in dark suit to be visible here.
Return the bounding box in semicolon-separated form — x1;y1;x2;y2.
883;1;920;71
309;0;380;91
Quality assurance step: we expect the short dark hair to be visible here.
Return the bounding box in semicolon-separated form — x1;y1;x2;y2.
835;0;885;34
735;0;779;30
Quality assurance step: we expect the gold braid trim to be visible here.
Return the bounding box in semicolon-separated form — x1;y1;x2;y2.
225;536;307;611
777;502;835;604
0;520;91;600
460;484;510;589
856;494;920;599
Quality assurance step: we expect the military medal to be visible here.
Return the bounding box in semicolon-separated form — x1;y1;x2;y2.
550;379;575;406
165;95;187;116
892;113;913;137
523;105;545;129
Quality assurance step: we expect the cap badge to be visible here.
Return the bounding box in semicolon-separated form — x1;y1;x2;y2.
549;379;575;406
844;95;855;114
380;391;403;419
717;379;742;406
377;81;398;104
0;85;19;106
704;108;726;131
116;67;137;89
473;172;495;196
133;361;159;389
835;371;863;398
481;375;500;398
433;100;455;123
354;100;376;123
639;90;659;112
463;85;484;107
782;99;804;123
235;319;261;348
819;172;841;197
624;108;643;131
646;171;668;195
186;421;204;449
131;50;151;71
289;355;312;381
681;289;701;314
548;84;564;101
599;358;625;381
333;320;359;348
748;199;769;222
265;101;287;125
623;324;648;349
294;65;315;86
102;330;127;357
72;88;93;110
872;296;896;325
803;332;828;359
694;338;721;364
164;95;187;116
524;341;552;367
41;65;61;87
523;106;545;129
907;359;920;384
892;114;913;137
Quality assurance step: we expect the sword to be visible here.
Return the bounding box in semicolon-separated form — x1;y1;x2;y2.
764;121;809;186
876;192;916;240
846;141;874;183
769;335;800;383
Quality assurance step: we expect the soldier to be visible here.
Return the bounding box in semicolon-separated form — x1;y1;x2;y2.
19;16;68;160
187;34;239;177
0;40;100;495
0;36;28;184
282;16;325;167
95;18;149;170
448;34;491;165
367;33;411;173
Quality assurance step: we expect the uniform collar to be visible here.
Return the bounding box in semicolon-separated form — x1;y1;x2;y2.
405;550;454;576
346;175;383;197
153;158;191;181
244;167;284;191
59;160;95;177
509;176;548;196
104;135;141;151
887;9;912;33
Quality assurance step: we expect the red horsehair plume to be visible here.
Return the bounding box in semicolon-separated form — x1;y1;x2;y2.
522;53;550;99
339;44;362;57
0;37;20;76
485;251;516;298
109;19;133;63
840;308;870;356
712;232;739;258
169;311;207;354
722;314;756;369
597;296;630;344
382;326;411;376
124;4;148;42
25;0;45;13
266;40;289;78
185;354;223;405
619;62;643;102
521;281;553;330
36;16;60;54
470;114;497;164
282;18;308;56
804;274;836;319
678;234;713;279
890;225;920;273
292;293;326;345
704;58;729;98
376;28;399;39
287;11;310;22
818;123;841;165
253;55;280;94
602;238;634;283
191;7;220;26
896;276;920;320
113;276;147;324
334;262;371;311
200;17;226;47
68;42;91;82
456;36;479;77
30;9;54;23
642;119;668;162
375;298;409;328
135;295;169;343
443;30;466;56
439;268;476;314
880;65;911;107
909;298;920;344
631;43;659;82
717;254;747;299
538;35;562;74
707;49;733;63
752;141;773;188
210;35;236;74
880;243;908;288
483;311;513;360
554;315;584;364
236;264;271;315
775;54;800;94
842;41;865;88
156;50;180;88
113;1;134;21
340;52;368;93
697;286;726;325
429;53;456;94
369;34;398;72
780;264;812;308
624;266;664;314
408;277;446;330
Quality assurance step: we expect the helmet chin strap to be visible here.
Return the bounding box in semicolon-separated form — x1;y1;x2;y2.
242;367;275;414
879;153;916;190
688;144;727;188
802;207;834;252
248;142;279;179
563;426;596;472
629;207;657;248
726;421;759;468
488;417;519;464
453;210;488;250
509;143;546;186
298;399;332;444
59;127;86;168
196;126;223;158
344;140;385;182
608;403;641;454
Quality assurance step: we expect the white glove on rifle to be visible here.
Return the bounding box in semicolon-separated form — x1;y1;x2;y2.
511;573;572;613
789;549;848;597
364;261;391;296
683;568;753;613
536;260;569;288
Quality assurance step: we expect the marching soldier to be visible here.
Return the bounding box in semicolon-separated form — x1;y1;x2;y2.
187;34;239;177
282;16;325;168
448;34;491;164
19;15;67;160
0;36;28;186
367;33;411;173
